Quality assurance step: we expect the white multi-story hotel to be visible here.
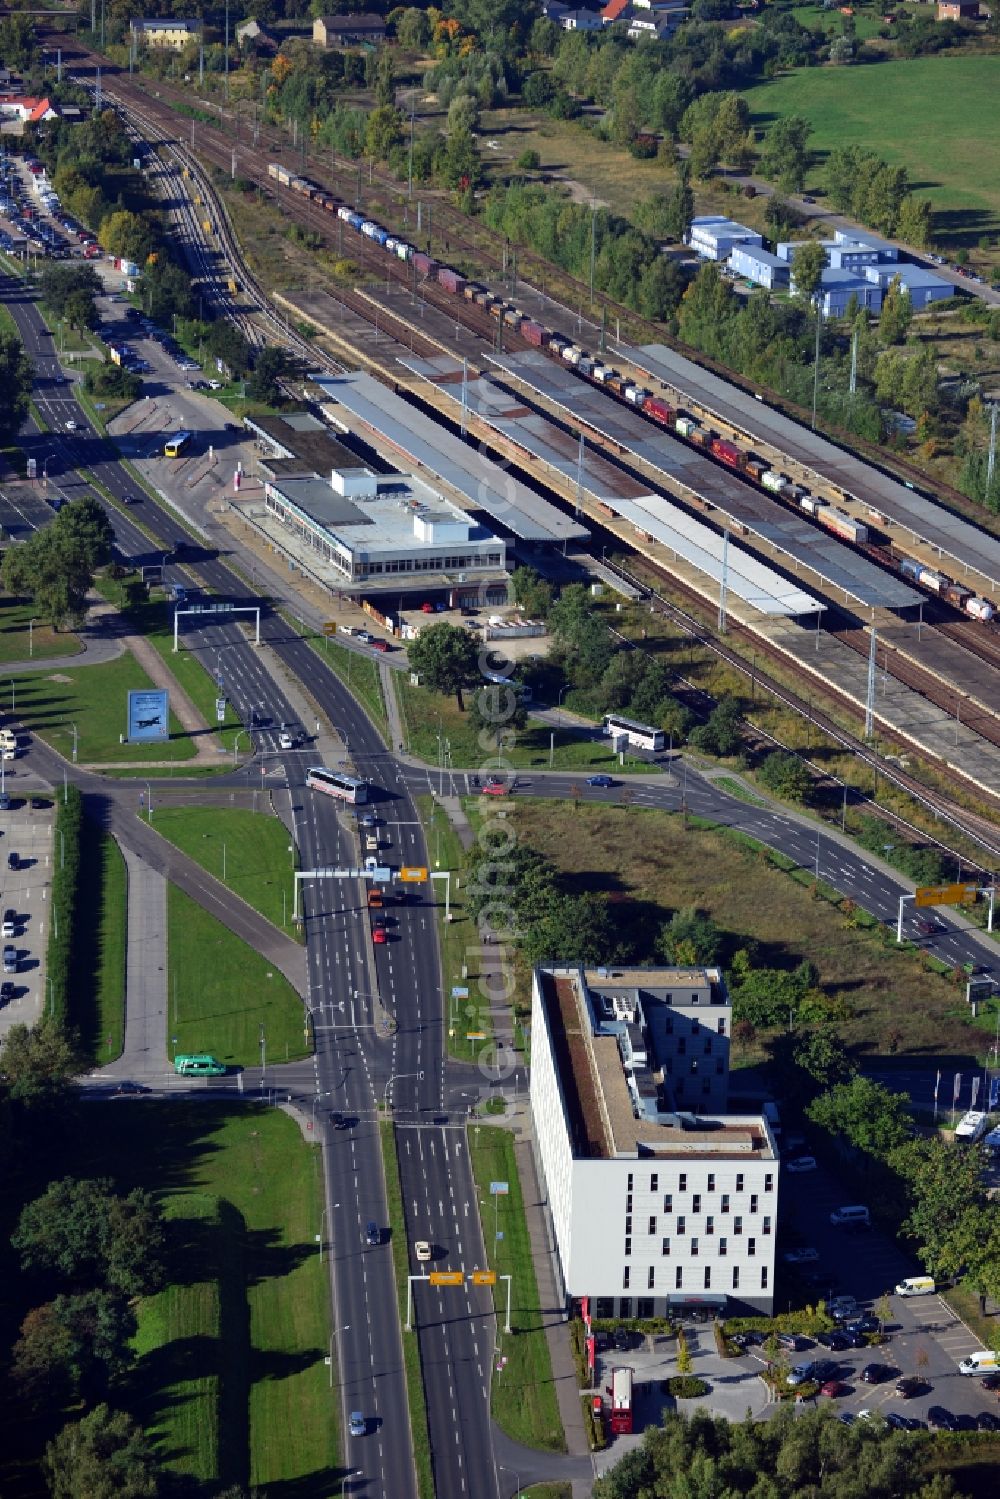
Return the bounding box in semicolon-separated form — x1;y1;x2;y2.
530;964;779;1319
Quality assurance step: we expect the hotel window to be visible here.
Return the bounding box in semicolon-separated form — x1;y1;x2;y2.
678;1038;686;1055
626;1196;633;1214
648;1217;656;1236
750;1195;758;1214
627;1173;634;1191
718;1237;727;1257
637;1299;653;1319
625;1216;632;1235
675;1266;683;1290
661;1238;670;1256
623;1267;630;1290
763;1216;772;1236
765;1173;774;1192
692;1195;701;1214
705;1216;714;1235
702;1080;711;1096
704;1039;712;1055
748;1238;756;1258
690;1238;699;1257
717;1018;726;1034
734;1216;743;1235
624;1238;632;1257
736;1173;744;1192
663;1194;672;1213
707;1174;716;1192
716;1060;724;1075
679;1174;687;1192
732;1266;740;1290
690;992;700;1003
721;1194;730;1213
648;1267;655;1291
704;1266;712;1290
762;1267;769;1290
677;1216;685;1235
650;1174;659;1193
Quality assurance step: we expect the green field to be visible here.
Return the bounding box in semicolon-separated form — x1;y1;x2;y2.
166;884;309;1067
468;1126;565;1451
74;821;127;1063
0;1102;336;1493
0;598;80;665
10;653;196;764
790;2;887;40
744;54;1000;240
152;806;300;937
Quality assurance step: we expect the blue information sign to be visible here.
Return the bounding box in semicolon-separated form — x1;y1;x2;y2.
127;689;169;743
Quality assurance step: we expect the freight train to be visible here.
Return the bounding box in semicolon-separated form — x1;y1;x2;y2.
265;163;996;624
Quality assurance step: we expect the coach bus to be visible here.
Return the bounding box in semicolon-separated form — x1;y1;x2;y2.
164;430;193;458
602;713;666;753
305;766;370;804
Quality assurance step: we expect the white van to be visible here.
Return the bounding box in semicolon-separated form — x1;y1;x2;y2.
830;1205;870;1226
895;1276;935;1297
959;1350;1000;1375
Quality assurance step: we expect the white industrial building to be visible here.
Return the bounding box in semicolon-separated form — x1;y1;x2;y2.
263;466;507;596
688;216;763;262
530;964;779;1319
774;227;953;317
728;244;790;291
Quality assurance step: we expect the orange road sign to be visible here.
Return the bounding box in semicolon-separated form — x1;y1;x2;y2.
470;1270;496;1286
915;882;978;908
399;867;428;883
429;1271;464;1287
322;621;337;635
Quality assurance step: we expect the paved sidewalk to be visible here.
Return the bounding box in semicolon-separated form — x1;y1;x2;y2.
438;794;476;852
380;658;405;755
100;844;171;1080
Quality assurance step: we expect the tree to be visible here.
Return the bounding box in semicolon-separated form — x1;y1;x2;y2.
806;1075;913;1159
790;241;827;306
892;1137;987;1280
53;495;115;573
64;288;100;334
878;275;913;346
522;70;554;108
510;565;553;618
0;12;37;70
206;320;251;376
468;683;527;752
657;907;722;966
98;209;153;264
897;195;934;251
0;329;32;447
0;1017;77;1107
759;115;812;193
901;345;938;418
408;622;478;707
43;1405;159;1499
791;1030;856;1090
12;1292;136;1406
675;1328;693;1376
688;695;743;757
688;125;720;181
13;1177;165;1297
755;750;811;801
38;263;102;322
397;7;431;49
247;346;289;405
713;93;751;167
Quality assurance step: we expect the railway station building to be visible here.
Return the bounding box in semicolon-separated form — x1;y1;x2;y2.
530;963;779;1319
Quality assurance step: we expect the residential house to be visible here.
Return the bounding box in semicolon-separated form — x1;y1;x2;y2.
0;96;59;132
129;17;201;50
555;7;606;27
937;0;981;16
235;17;277;50
312;13;387;47
625;3;690;37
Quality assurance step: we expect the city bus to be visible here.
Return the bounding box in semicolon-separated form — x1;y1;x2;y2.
173;1054;226;1076
602;713;666;753
305;767;370;804
163;430;193;458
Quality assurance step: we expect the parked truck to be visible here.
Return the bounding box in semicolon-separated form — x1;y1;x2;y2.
608;1367;633;1435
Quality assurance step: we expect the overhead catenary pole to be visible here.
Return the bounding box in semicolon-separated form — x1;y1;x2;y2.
987;401;998;494
718;529;729;635
864;627;877;739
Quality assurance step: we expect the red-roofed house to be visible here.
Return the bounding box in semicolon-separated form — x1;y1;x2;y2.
601;0;631;19
0;97;58;132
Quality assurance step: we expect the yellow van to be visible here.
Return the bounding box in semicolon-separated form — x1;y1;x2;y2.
895;1276;935;1297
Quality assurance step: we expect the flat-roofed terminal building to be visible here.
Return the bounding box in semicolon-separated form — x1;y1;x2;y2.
530;964;779;1319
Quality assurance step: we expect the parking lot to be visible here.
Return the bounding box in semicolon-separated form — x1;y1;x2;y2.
0;789;54;1040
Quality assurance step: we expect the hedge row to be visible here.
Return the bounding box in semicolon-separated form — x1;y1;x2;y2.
45;785;82;1027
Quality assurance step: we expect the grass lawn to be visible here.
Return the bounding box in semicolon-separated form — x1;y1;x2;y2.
299;620;389;741
166;884;309;1067
512;799;982;1059
790;1;887;39
467;1126;565;1452
73;821;127;1064
10;653;197;764
150;806;300;939
0;1104;336;1495
395;678;656;773
379;1120;435;1499
522;1487;573;1499
0;598;80;665
743;54;1000;241
415;795;494;1063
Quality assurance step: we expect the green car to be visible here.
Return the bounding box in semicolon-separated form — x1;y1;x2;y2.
173;1054;227;1076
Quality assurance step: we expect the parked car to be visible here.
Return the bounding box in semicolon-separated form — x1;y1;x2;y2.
0;980;14;1004
981;1372;1000;1392
775;1333;804;1352
782;1247;820;1264
787;1361;816;1388
785;1156;817;1174
976;1411;1000;1431
860;1363;896;1384
8;851;18;871
2;909;17;938
819;1379;849;1398
2;945;17;973
896;1376;930;1399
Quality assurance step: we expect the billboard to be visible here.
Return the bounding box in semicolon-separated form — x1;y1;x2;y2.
127;689;169;743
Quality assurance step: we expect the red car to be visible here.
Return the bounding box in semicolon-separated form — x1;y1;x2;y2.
819;1380;848;1398
370;639;390;652
372;927;387;944
482;782;511;796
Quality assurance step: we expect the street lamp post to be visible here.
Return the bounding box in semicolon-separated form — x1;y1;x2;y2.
28;618;36;657
233;728;249;766
383;1070;424;1114
70;721;79;763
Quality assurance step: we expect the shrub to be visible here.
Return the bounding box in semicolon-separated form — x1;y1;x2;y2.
581;1395;606;1449
46;786;82;1027
666;1375;709;1398
516;148;541;170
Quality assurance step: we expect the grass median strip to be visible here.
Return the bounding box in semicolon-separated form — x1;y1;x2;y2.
74;819;127;1064
166;884;308;1068
467;1125;565;1452
379;1118;434;1499
149;806;300;939
11;653;196;764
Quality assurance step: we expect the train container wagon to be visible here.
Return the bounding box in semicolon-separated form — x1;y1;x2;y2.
966;596;994;622
624;385;648;407
578;357;595;376
289;178;313;197
899;556;923;582
438;267;465;294
337;205;353;222
711;437;743;469
643;396;675;427
674;415;697;438
761;470;788;494
943;581;973;608
745;458;768;482
412;251;435;275
373;227;390;247
591;365;612;384
917;565;945;592
267;163;284;183
347;212;365;230
822;508;868;545
562;345;582;365
785;484;808;505
800;494;827;517
521;320;548;348
396;241;411;260
607;377;627;398
688;425;710;448
463;282;482;301
503;307;523;328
